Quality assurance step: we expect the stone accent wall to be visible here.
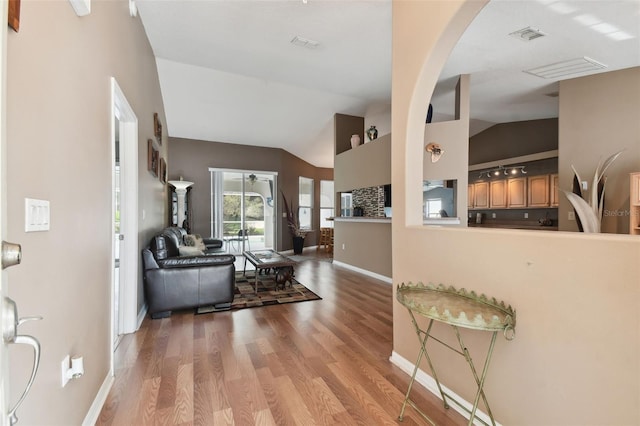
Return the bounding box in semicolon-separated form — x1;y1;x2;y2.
352;186;385;217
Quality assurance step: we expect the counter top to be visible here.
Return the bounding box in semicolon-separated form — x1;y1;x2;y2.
468;223;558;231
333;216;391;223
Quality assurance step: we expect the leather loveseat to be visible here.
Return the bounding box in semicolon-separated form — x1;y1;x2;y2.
142;227;236;319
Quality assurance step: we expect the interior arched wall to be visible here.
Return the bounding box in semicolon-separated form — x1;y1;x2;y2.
391;1;640;425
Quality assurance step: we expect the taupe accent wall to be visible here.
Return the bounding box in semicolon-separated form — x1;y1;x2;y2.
6;1;168;424
168;137;332;251
469;118;559;165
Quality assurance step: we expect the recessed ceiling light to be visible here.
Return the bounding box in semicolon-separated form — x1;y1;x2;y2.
525;57;607;79
509;27;546;41
291;35;320;49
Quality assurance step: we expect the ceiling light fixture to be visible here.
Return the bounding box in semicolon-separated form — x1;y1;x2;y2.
509;26;546;41
291;36;320;49
477;165;527;178
524;57;607;79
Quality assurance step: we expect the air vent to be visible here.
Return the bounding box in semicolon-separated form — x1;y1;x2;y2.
545;92;559;98
291;36;320;49
509;26;546;41
525;57;607;79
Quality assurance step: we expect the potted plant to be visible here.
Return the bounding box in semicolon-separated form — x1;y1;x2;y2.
281;191;307;254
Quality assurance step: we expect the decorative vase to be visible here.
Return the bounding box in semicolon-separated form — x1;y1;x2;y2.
366;125;378;141
292;236;304;254
350;134;361;149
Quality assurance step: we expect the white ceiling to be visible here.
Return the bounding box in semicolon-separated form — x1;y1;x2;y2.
137;0;640;168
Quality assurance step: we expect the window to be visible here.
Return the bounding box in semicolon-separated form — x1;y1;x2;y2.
424;199;443;218
320;180;334;228
298;176;313;230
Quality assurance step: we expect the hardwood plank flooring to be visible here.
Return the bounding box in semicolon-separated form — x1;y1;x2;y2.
97;249;466;426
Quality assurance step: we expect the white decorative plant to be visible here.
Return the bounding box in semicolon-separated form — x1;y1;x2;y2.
563;150;623;233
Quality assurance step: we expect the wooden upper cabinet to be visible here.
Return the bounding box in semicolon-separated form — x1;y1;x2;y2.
528;175;550;207
489;180;507;208
507;177;527;208
474;182;489;209
550;174;560;207
468;184;475;209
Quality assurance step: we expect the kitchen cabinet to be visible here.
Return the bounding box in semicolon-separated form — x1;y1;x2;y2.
528;175;550;207
468;184;475;209
507;177;527;208
472;182;489;209
550;174;559;207
489;180;507;208
631;172;640;235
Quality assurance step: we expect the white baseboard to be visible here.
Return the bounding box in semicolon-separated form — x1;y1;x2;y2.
136;303;148;329
389;351;501;426
332;260;392;284
82;373;114;426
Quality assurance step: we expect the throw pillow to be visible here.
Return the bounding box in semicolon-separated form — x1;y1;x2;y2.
178;246;203;257
184;234;206;251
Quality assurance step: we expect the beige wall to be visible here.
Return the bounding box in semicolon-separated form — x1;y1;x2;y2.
6;1;167;424
558;67;640;234
423;74;469;224
168;137;332;250
392;1;640;425
334;133;391;192
333;220;392;278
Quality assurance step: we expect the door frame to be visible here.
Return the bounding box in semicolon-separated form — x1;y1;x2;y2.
110;78;138;364
209;168;278;252
1;0;8;423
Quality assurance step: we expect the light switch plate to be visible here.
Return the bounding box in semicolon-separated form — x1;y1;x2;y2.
25;198;50;232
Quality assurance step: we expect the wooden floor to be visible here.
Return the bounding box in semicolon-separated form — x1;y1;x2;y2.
97;249;466;425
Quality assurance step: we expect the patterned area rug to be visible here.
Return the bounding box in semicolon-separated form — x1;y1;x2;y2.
215;272;321;311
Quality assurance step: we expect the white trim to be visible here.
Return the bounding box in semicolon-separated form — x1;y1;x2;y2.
332;260;392;284
136;303;148;329
208;167;278;176
81;373;114;426
389;351;501;426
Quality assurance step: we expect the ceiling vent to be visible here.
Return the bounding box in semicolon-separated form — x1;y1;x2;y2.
509;26;546;41
525;57;608;79
291;36;320;49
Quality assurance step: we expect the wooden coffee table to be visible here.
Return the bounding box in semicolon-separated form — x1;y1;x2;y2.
243;249;296;294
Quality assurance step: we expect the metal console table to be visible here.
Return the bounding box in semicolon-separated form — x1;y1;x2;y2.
396;282;516;426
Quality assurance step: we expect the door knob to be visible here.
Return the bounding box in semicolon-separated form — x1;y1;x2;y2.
1;241;22;269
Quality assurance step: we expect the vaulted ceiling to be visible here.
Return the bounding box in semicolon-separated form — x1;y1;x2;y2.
137;0;640;168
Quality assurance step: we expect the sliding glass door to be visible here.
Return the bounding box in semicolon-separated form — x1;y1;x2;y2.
210;169;277;255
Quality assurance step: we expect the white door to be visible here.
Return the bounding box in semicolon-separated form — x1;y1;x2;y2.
110;79;139;363
112;117;123;348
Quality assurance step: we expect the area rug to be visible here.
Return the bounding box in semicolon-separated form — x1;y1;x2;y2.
198;272;321;313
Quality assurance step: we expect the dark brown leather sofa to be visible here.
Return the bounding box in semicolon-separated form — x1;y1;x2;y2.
142;227;236;319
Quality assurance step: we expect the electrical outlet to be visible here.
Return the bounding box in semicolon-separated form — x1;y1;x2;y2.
524;213;529;218
342;243;345;250
492;213;496;219
581;181;588;190
568;211;575;221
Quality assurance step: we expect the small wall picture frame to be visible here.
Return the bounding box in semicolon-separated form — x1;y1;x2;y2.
159;158;167;184
148;139;159;177
154;113;162;145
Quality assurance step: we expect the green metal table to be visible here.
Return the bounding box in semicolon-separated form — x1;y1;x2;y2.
396;282;516;426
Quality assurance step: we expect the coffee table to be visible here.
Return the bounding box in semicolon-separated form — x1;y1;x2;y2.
243;249;296;294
